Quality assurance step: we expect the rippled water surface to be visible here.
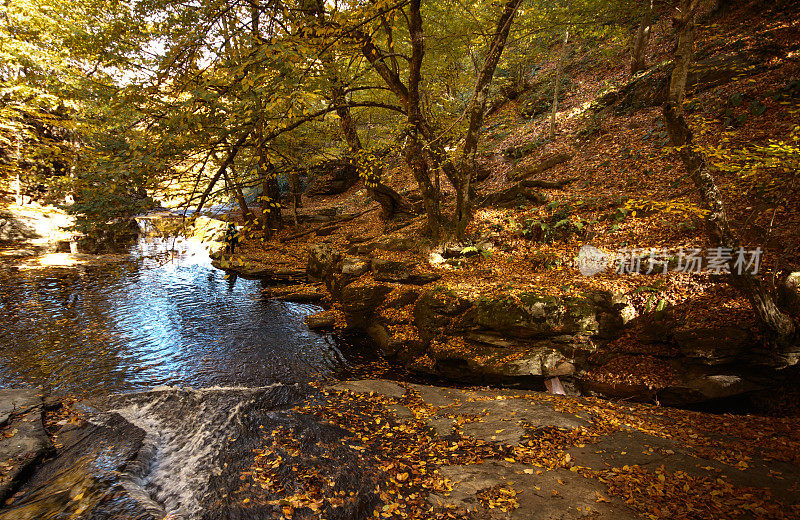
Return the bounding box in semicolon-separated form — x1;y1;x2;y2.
0;237;350;395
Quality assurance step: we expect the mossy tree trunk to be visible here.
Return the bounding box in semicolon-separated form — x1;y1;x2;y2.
663;0;796;350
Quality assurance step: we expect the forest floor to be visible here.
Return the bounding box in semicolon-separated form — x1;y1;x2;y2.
233;379;800;520
222;0;800;404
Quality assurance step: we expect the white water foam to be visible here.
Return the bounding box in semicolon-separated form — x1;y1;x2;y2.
104;386;282;519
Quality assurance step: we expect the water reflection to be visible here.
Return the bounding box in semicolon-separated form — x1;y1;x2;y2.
0;237;348;396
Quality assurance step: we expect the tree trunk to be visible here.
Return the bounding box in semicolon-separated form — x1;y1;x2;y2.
406;0;444;241
331;82;362;151
455;0;524;238
630;0;653;75
549;27;569;139
357;0;521;241
221;163;255;227
309;1;412;223
663;0;795;349
289;170;301;226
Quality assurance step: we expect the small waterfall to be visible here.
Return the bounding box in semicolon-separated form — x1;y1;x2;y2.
0;384;381;520
101;385;303;518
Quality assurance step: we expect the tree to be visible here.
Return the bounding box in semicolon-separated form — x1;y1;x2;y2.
351;0;525;241
662;0;796;350
630;0;653;75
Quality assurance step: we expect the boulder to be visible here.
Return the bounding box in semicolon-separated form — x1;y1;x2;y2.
340;281;393;322
211;257;306;282
0;389;52;502
779;272;800;317
307;243;342;282
305;158;359;196
371;258;441;285
341;255;370;277
427;338;576;381
306;310;336;330
351;234;416;255
658;367;763;407
474;293;600;338
0;215;38;243
265;284;326;302
413;288;474;338
673;326;750;365
384;286;422;308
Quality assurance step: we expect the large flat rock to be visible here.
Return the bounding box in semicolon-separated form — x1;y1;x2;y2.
0;389;51;502
0;389;41;426
431;461;638;520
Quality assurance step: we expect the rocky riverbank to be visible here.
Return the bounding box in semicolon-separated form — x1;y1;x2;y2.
211;232;800;411
1;381;798;519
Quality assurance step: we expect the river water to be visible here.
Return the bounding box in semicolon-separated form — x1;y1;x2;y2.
0;236;354;396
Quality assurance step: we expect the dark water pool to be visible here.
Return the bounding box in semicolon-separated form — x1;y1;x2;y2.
0;237;353;396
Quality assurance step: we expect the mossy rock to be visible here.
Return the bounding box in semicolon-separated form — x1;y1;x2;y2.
475;293;599;338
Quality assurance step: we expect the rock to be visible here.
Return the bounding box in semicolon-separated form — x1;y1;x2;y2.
307;243;342;282
407;272;442;285
306;310;335;330
465;332;519;348
474;293;600;338
211;256;307;282
267;285;326;302
580;378;656;402
305;158;359;196
341;255;370;276
42;396;62;411
0;414;152;520
0;211;40;243
779;272;800;317
328;379;407;399
658;367;762;406
9;381;797;520
413;288;474;338
673;326;750;364
340;281;393;320
353;234;416;255
371;258;441;285
0;388;41;425
431;462;636;519
436;392;589;446
370;257;415;282
0;389;51;502
295;207;341;223
427;417;455;438
428;339;576;381
428;252;445;265
384;286;421;308
366;322;393;353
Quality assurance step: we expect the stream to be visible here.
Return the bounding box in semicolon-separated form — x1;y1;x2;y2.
0;236;358;396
